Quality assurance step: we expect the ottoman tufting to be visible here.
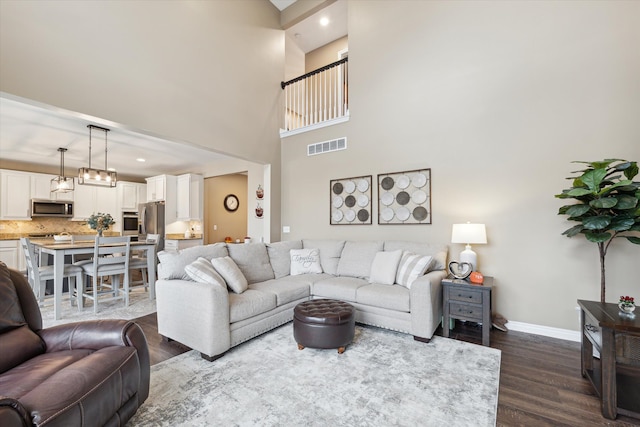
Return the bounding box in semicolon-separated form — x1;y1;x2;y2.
293;299;356;354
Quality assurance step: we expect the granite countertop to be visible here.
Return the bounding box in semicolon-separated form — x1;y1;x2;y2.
0;232;118;241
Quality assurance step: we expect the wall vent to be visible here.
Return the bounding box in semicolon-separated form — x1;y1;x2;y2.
307;137;347;156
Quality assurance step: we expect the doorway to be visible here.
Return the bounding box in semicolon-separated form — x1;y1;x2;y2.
203;173;248;244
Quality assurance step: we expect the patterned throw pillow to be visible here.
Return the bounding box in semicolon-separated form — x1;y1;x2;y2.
369;250;403;285
211;256;248;293
184;257;226;289
290;248;323;276
395;251;433;288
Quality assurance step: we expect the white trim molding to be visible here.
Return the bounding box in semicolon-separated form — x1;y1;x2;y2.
507;320;581;342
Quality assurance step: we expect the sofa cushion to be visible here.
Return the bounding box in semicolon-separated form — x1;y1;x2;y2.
312;276;369;302
383;241;448;271
227;243;275;284
356;284;410;312
369;250;403;285
248;279;310;306
267;240;302;279
396;251;433;288
184;257;226;288
157;243;228;280
211;257;248;293
290;248;322;275
228;290;277;323
336;241;383;279
303;239;345;275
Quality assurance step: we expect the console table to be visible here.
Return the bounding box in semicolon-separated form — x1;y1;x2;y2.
442;276;493;346
578;300;640;420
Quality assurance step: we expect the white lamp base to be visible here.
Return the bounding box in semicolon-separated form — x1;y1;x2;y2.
459;244;477;271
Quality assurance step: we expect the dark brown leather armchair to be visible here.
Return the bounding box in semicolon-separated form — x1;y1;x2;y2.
0;262;150;427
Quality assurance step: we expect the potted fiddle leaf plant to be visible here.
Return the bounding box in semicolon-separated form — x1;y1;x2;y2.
555;159;640;303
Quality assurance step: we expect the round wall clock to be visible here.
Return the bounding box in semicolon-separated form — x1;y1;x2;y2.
224;194;239;212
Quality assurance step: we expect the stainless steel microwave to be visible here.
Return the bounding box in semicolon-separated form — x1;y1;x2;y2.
31;199;74;218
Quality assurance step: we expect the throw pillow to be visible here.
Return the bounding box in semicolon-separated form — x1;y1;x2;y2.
184;257;226;288
211;256;248;293
395;251;434;289
290;248;323;275
369;250;403;285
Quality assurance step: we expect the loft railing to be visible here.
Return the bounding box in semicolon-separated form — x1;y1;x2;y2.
281;57;348;133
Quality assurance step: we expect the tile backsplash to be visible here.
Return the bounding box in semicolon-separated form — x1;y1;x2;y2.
0;218;94;236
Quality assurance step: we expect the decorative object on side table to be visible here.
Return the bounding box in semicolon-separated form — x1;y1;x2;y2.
556;159;640;303
87;212;115;236
619;295;636;316
448;261;472;279
451;222;487;271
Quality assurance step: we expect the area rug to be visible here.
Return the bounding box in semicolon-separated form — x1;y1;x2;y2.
40;288;156;328
129;324;501;427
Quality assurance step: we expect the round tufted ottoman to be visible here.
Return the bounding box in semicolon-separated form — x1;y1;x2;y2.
293;299;356;354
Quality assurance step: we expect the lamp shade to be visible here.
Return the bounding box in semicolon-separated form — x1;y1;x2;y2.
451;223;487;244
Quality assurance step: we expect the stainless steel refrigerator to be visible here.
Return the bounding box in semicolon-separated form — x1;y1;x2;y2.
138;201;165;251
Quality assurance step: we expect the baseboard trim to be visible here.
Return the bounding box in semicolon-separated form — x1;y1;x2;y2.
507;321;581;342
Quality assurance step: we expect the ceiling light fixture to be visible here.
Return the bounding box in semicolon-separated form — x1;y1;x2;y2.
320;17;330;26
78;124;117;187
50;147;75;193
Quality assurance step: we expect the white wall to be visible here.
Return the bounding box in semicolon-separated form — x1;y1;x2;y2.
280;0;640;331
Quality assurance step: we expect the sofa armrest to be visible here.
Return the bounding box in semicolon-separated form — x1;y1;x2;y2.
0;396;30;427
409;270;446;339
156;279;231;359
38;320;150;404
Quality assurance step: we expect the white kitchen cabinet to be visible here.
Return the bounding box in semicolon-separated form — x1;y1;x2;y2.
119;181;146;211
176;173;203;221
72;179;118;220
146;176;166;202
0;240;25;271
0;170;31;219
30;173;74;201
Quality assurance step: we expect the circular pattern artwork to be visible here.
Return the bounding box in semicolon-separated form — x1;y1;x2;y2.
377;169;431;224
330;175;372;225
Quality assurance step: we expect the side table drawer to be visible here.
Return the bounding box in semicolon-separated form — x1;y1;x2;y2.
449;302;483;321
583;310;602;350
449;287;483;304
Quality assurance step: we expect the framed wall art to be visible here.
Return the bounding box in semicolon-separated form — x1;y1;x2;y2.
330;175;372;225
377;168;431;225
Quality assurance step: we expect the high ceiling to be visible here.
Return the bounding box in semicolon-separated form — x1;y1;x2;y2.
0;1;347;179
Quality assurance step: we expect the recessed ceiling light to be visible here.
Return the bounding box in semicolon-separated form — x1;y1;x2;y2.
320;17;329;26
136;158;146;162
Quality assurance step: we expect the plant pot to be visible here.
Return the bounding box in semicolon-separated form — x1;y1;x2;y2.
618;303;636;315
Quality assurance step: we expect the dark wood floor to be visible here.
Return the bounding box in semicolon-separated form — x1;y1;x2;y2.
133;313;640;426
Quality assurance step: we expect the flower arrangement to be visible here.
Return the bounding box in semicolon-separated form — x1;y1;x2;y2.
87;212;115;235
618;295;636;315
619;296;635;307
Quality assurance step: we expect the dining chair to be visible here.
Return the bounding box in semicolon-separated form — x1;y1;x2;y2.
129;233;159;293
19;237;83;307
78;236;131;313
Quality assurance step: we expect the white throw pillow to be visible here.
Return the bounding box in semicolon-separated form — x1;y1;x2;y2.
369;250;403;285
290;248;323;276
184;257;226;288
396;251;434;289
211;256;248;293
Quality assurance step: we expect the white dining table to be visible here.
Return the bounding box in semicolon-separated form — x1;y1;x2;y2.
31;239;157;320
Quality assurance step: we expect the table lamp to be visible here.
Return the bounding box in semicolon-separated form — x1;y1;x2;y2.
451;223;487;271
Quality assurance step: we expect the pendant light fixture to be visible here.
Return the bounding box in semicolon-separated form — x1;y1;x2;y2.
50;147;75;193
78;124;117;187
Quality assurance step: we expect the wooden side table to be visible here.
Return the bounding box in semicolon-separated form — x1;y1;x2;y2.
578;300;640;420
442;276;493;346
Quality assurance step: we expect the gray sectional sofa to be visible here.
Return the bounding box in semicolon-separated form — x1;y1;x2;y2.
155;239;448;361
